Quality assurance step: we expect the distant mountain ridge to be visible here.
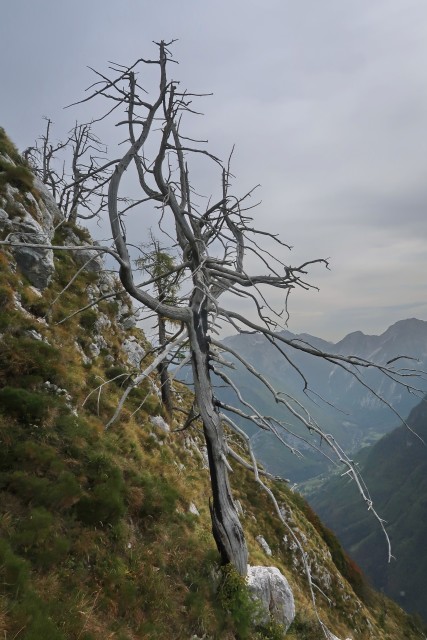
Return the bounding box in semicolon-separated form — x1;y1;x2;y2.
218;318;427;482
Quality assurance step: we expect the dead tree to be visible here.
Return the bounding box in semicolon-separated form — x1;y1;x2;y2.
66;41;423;577
3;41;424;582
135;236;183;417
25;119;109;223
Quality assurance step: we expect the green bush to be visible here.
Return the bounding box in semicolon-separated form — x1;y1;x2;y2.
75;467;126;526
0;157;34;191
3;471;51;505
20;289;50;318
13;507;54;550
48;471;82;509
137;472;179;521
0;539;30;593
286;611;321;640
14;441;57;471
0;336;62;386
0;387;56;424
0;283;14;308
55;413;95;444
105;365;129;386
0;127;26;165
79;309;98;330
13;591;66;640
217;564;258;638
256;620;287;640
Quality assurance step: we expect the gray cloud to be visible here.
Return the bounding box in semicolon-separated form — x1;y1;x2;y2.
1;0;426;340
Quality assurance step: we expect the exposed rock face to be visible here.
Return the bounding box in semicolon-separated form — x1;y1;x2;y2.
33;176;63;231
0;158;106;288
0;181;60;289
122;337;145;369
246;565;295;631
62;226;103;273
150;415;170;433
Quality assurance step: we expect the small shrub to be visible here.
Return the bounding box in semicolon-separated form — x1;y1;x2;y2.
0;127;25;165
217;564;258;638
13;591;66;640
105;365;129;386
3;472;51;506
20;288;50;318
75;467;126;526
13;507;53;550
55;413;94;443
0;539;29;593
137;472;179;521
48;471;82;509
0;283;14;308
0;157;34;191
79;309;98;331
256;620;286;640
286;611;321;640
61;221;92;243
0;387;55;424
0;336;62;386
14;441;57;471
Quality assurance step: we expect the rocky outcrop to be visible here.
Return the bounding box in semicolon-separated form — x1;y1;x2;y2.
0;155;106;288
122;336;146;369
61;225;103;273
0;179;59;289
246;565;295;631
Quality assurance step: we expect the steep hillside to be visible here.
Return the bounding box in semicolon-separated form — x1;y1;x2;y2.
217;322;427;482
0;130;425;639
308;396;427;623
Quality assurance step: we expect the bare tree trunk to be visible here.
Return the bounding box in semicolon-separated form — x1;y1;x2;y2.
157;315;174;418
188;295;248;576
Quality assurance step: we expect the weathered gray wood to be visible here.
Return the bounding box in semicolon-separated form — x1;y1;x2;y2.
188;291;248;575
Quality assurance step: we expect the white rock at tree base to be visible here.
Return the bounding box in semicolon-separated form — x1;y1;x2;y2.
246;565;295;631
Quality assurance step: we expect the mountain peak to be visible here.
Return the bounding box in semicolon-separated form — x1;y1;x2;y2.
382;317;427;337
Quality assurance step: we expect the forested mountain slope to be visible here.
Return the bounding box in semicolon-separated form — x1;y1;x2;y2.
218;322;427;482
0;129;424;639
308;396;427;624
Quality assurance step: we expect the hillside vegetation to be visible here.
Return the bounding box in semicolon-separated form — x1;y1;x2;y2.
0;130;425;639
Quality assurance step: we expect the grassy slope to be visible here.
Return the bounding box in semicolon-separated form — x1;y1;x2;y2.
0;132;424;639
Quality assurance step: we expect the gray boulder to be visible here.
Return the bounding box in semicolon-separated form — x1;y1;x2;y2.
122;337;145;368
0;174;63;289
246;565;295;631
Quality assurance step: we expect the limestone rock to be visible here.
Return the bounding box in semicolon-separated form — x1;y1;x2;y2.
246;565;295;630
188;502;200;516
256;535;272;557
122;337;145;368
33;176;63;230
150;415;170;433
62;227;103;272
0;176;63;289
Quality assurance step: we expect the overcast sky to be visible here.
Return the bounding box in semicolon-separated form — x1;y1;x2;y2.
1;0;426;341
